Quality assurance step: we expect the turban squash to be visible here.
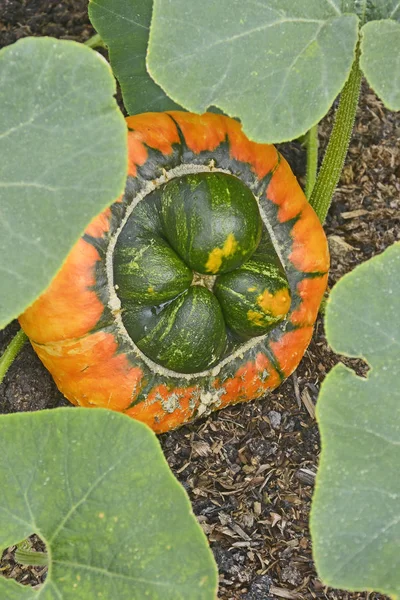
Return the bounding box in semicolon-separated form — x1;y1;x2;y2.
19;112;329;433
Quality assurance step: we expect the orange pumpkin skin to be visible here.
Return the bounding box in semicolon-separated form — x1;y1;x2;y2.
19;112;329;433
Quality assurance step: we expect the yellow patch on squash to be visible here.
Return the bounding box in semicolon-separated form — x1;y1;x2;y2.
205;233;238;273
257;287;291;318
247;310;266;327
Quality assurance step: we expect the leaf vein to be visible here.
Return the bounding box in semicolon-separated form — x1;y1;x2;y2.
329;514;400;579
90;1;148;30
328;420;400;446
159;17;325;68
52;559;183;588
48;458;124;544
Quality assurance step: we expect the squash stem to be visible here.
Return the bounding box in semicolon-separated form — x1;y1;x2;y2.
0;328;28;384
309;46;362;223
14;548;48;567
305;123;319;199
84;33;106;49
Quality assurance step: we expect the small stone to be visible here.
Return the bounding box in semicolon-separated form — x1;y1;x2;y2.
268;410;282;429
212;546;235;575
248;438;277;460
281;565;302;586
244;575;273;600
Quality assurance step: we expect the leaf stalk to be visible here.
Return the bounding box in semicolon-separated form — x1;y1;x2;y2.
309;46;362;223
305;123;319;199
84;33;106;49
14;548;48;567
0;328;28;384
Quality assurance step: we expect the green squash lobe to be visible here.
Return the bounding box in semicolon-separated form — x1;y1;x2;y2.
114;235;192;305
214;240;291;337
131;287;227;373
160;172;262;274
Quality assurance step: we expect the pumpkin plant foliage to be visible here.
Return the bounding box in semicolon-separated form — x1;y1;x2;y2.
88;0;182;114
311;243;400;597
145;0;400;142
360;19;400;110
0;408;218;599
0;37;127;329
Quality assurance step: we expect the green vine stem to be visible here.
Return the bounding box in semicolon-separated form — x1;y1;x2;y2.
309;47;362;223
14;548;48;567
84;33;106;49
0;328;27;384
305;123;319;199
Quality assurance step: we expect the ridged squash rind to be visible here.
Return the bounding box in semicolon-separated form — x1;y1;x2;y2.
19;112;329;433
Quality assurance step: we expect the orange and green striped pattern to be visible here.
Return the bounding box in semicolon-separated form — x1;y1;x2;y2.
19;111;329;433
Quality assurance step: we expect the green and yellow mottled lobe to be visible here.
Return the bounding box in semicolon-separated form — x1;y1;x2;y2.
214;249;291;338
160;172;262;274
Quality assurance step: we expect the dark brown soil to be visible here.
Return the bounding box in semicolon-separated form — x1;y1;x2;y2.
0;0;93;45
1;2;399;598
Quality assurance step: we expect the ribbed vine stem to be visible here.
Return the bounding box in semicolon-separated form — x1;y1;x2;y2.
14;549;48;567
0;328;27;384
309;48;362;223
84;33;106;49
305;123;319;199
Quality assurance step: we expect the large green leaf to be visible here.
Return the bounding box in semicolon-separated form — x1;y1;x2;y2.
0;37;127;328
147;0;359;142
360;20;400;110
88;0;181;114
0;408;218;599
311;243;400;597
